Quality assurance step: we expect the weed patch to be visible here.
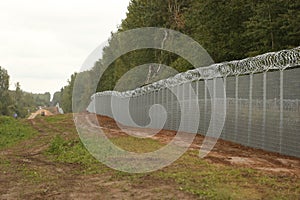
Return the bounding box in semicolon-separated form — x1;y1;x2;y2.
45;135;110;174
0;116;37;149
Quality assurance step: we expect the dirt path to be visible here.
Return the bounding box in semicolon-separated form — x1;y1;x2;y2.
0;117;196;200
91;114;300;177
0;114;299;199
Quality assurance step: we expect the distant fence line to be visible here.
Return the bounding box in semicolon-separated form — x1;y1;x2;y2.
87;47;300;158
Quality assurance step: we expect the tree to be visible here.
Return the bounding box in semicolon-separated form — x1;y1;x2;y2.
58;0;300;99
0;66;12;115
185;0;253;62
14;82;22;105
61;73;77;113
14;82;23;117
279;0;300;48
243;0;287;56
51;91;62;106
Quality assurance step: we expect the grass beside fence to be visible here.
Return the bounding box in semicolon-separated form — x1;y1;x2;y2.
42;115;299;199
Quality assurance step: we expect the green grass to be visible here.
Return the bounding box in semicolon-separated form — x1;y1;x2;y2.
44;114;72;123
153;151;300;199
45;135;109;174
42;114;300;199
19;165;44;183
0;157;11;173
0;116;38;149
111;136;163;153
46;135;96;165
44;133;299;199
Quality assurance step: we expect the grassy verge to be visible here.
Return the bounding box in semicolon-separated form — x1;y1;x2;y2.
42;115;299;199
154;150;299;199
45;135;109;174
0;116;38;149
45;134;299;199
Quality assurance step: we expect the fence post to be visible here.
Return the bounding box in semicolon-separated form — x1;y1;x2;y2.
164;87;168;129
170;87;173;130
148;91;151;127
181;84;185;131
223;76;227;139
279;69;284;153
204;80;208;133
235;75;239;141
262;71;267;149
136;95;139;125
248;73;253;145
140;94;143;126
152;91;156;128
145;93;147;126
173;85;178;131
161;88;165;129
212;78;217;137
195;80;200;133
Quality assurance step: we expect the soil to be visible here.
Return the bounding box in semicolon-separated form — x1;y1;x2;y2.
95;114;300;177
0;114;299;199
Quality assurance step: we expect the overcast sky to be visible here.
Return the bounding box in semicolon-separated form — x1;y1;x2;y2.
0;0;130;97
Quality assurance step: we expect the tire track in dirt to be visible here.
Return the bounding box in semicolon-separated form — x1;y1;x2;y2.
1;116;197;200
83;113;300;177
0;118;78;199
1;114;299;199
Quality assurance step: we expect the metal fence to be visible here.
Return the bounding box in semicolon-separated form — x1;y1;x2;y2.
87;47;300;158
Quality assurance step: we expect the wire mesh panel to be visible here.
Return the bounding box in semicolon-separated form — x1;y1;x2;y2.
87;47;300;157
164;88;173;130
249;72;264;149
265;71;281;153
129;96;137;125
233;75;247;146
204;79;213;136
281;68;300;156
171;86;181;131
197;80;205;134
223;76;236;142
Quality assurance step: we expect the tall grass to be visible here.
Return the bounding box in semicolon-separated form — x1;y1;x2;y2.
0;116;37;149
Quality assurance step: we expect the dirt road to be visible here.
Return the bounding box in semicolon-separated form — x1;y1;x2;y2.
0;114;299;199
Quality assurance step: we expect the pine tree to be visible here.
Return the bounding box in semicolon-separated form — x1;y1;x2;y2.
243;0;287;56
279;0;300;48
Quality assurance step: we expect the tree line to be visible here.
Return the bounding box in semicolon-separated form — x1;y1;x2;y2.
0;66;51;118
56;0;299;113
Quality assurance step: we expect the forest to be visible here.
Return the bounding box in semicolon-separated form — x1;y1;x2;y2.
0;66;51;118
56;0;300;113
2;0;299;114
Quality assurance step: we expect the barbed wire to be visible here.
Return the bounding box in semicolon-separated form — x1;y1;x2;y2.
91;46;300;99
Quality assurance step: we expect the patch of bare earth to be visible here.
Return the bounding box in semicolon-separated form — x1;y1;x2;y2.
93;114;300;177
0;116;196;200
1;113;299;199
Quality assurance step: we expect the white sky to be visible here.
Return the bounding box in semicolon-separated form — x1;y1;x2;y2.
0;0;130;97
